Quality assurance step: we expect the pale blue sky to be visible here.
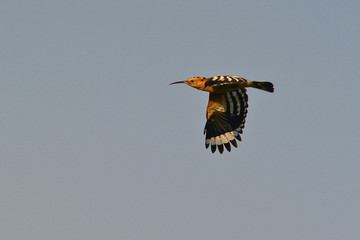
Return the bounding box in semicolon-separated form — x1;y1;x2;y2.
1;0;360;239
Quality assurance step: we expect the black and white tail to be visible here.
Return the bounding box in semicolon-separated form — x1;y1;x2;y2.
250;81;274;92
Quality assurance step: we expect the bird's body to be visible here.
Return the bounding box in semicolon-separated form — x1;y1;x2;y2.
170;75;274;154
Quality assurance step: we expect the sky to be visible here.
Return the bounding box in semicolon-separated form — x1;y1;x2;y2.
1;0;360;239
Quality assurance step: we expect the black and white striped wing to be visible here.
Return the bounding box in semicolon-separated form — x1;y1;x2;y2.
204;75;248;88
204;88;248;153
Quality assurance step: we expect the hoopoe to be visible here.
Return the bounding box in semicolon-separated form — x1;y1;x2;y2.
170;75;274;154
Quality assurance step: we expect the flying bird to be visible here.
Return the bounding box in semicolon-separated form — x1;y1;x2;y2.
170;75;274;154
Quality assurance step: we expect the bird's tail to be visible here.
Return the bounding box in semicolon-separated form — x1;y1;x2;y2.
250;81;274;92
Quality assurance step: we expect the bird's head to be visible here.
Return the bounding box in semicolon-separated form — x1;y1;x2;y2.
170;77;207;90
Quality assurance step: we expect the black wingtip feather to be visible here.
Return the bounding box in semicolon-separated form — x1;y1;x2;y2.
224;142;231;152
230;139;237;148
218;144;224;154
211;145;216;153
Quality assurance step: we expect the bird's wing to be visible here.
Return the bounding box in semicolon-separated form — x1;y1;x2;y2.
204;75;247;88
204;88;248;153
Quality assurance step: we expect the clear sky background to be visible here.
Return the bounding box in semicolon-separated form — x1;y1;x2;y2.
1;0;359;239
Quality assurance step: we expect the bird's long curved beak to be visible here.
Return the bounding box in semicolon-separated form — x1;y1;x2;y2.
169;80;186;85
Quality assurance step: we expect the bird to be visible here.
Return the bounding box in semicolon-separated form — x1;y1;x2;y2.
170;75;274;154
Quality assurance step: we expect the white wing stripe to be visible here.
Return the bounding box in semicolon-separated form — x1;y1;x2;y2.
226;92;234;114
